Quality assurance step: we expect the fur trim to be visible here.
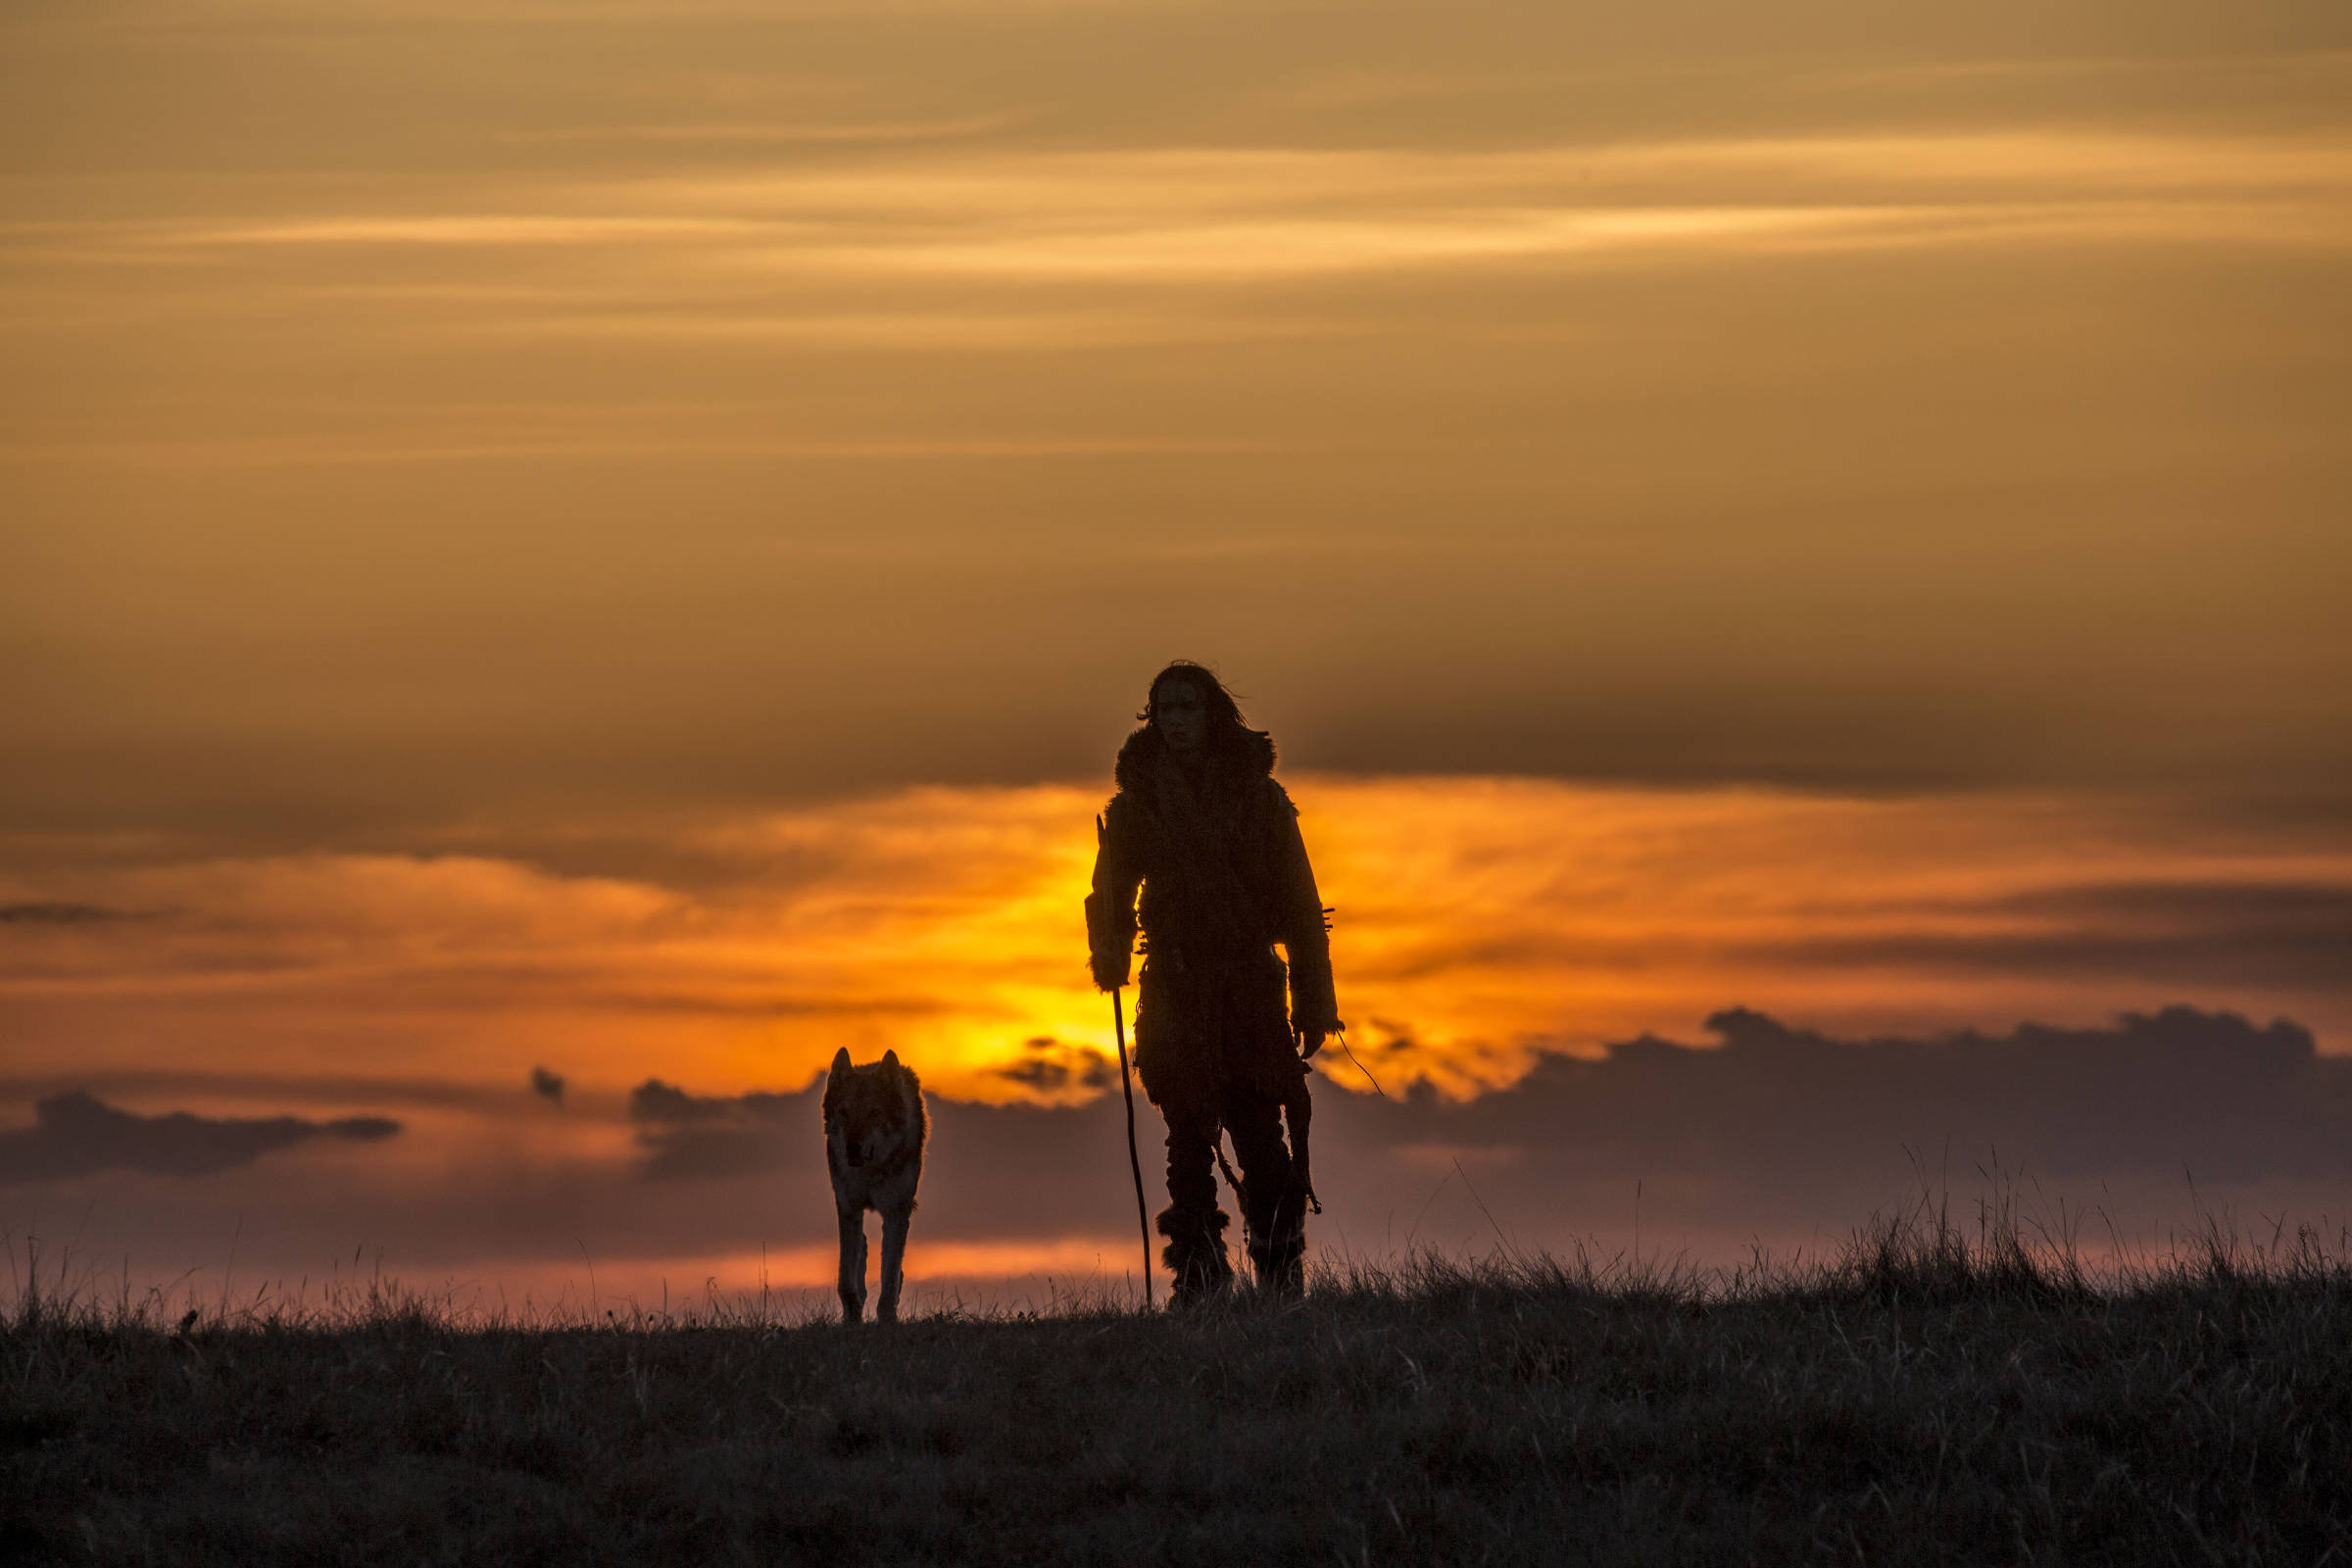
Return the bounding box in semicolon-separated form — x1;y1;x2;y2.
1154;1204;1230;1240
1112;722;1275;798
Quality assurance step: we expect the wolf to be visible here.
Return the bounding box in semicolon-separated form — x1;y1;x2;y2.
823;1047;927;1324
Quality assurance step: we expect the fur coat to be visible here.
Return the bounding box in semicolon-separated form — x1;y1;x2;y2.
1085;723;1339;1039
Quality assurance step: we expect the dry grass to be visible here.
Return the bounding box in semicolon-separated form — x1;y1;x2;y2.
5;1196;2348;1565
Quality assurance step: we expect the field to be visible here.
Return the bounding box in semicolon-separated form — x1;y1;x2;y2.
5;1203;2347;1566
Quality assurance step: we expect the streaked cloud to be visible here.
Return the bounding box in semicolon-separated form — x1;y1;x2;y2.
0;902;152;925
165;217;772;250
496;117;1023;147
49;133;2351;284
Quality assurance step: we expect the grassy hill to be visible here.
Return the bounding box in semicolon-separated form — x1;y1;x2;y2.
6;1205;2347;1565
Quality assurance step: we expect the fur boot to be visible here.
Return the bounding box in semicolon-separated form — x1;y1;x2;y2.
1156;1203;1234;1306
1243;1179;1307;1298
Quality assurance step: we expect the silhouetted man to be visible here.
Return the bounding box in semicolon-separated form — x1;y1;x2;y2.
1087;662;1340;1301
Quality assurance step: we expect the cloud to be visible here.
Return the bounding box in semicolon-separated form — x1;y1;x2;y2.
1361;1006;2350;1178
629;1078;803;1125
0;1092;399;1186
1761;880;2352;991
596;1003;2352;1267
628;1076;808;1179
994;1037;1118;1093
0;1071;538;1116
529;1065;565;1105
1297;1006;2352;1254
8;1004;2344;1299
0;903;151;924
103;132;2352;293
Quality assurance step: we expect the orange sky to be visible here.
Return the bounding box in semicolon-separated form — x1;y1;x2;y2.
3;0;2349;1303
6;780;2348;1105
6;2;2347;832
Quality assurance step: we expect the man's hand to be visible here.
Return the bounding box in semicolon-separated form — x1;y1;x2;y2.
1298;1028;1326;1060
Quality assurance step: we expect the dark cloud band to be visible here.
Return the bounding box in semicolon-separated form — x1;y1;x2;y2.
0;903;153;925
0;1092;399;1186
1759;881;2352;992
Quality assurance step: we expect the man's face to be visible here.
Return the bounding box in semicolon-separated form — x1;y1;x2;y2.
1154;680;1209;754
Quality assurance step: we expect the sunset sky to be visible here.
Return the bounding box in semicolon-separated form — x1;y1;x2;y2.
4;0;2348;1311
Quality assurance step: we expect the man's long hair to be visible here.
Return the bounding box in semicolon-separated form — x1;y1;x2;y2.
1139;661;1273;760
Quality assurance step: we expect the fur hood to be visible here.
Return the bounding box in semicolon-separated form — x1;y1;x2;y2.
1112;722;1277;798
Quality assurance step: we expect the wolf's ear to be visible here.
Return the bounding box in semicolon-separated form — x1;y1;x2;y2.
830;1047;853;1080
881;1049;900;1073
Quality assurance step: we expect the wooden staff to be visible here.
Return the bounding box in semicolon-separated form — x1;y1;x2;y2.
1111;987;1152;1309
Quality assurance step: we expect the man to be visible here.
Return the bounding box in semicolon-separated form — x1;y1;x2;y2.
1086;661;1341;1301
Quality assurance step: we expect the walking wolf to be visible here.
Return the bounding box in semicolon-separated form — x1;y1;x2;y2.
823;1047;927;1324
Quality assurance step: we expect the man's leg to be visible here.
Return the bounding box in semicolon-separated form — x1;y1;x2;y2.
1218;950;1311;1296
1224;1090;1306;1296
1157;1099;1234;1304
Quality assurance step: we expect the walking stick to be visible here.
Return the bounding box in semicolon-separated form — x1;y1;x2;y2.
1096;812;1154;1308
1112;987;1153;1309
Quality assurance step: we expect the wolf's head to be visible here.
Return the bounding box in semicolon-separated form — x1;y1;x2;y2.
823;1047;926;1170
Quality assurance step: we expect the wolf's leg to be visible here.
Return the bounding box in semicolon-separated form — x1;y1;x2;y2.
876;1201;913;1325
836;1206;867;1325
